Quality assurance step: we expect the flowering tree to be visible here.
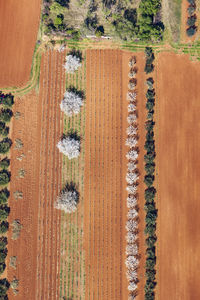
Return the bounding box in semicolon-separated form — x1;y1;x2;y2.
127;92;137;101
128;103;136;113
128;56;136;68
126;220;138;232
125;256;139;269
126;172;139;185
126;150;138;161
55;185;79;213
126;137;138;148
60;90;84;116
126;269;137;281
126;125;137;136
128;282;137;292
127;208;138;219
64;54;82;73
57;135;80;159
127;114;137;124
126;232;137;243
126;187;137;197
126;244;138;256
128;82;136;90
127;162;137;172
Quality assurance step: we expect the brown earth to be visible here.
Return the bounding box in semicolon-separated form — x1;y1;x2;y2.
0;0;41;87
155;52;200;300
7;50;65;299
84;49;146;300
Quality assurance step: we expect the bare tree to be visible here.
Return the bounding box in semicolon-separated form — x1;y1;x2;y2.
57;136;80;159
128;56;136;68
64;55;82;73
60;90;84;116
128;103;136;113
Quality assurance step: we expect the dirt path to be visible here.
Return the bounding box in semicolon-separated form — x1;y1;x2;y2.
155;52;200;300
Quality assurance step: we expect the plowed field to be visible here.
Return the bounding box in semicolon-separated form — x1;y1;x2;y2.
8;50;65;299
0;0;41;87
155;52;200;300
84;49;146;300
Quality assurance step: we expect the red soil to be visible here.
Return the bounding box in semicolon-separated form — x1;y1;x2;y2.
155;52;200;300
8;50;65;299
84;49;146;300
0;0;41;87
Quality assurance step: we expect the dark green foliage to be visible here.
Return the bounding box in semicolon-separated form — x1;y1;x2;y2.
144;175;154;187
187;15;196;26
144;201;156;212
145;121;155;132
187;0;195;4
2;94;14;108
145;187;156;203
145;223;156;236
0;278;9;296
146;131;154;141
0;139;12;154
146;78;154;90
0;237;7;250
0;127;9;138
145;163;155;175
0;189;9;205
0;158;10;170
145;210;157;225
0;206;10;221
0;109;13;122
146;269;156;281
145;290;155;300
186;26;197;36
145;64;154;74
146;235;157;248
144;152;156;163
146;89;155;100
145;140;155;153
0;171;10;186
55;0;69;7
0;264;5;275
0;249;7;264
0;222;9;234
188;6;195;16
146;257;156;270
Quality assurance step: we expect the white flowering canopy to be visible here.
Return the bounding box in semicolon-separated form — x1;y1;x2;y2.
64;55;82;73
55;189;79;213
57;136;80;159
128;282;137;292
60;91;84;116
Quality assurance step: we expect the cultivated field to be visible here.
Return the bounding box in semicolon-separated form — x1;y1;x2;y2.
155;52;200;300
0;0;41;87
84;49;146;300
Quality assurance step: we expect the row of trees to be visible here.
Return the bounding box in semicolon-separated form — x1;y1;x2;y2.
0;92;14;298
186;0;197;37
125;56;139;299
55;52;83;213
144;48;157;300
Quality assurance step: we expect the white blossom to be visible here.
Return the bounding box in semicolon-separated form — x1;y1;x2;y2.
126;244;138;256
126;187;137;197
55;189;79;213
128;57;136;68
126;150;138;161
126;172;139;185
127;208;138;219
128;282;137;292
126;137;138;148
57;136;80;159
126;232;137;243
64;55;82;73
128;293;137;300
126;256;139;269
126;125;137;136
127;92;137;101
126;219;138;232
60;91;84;116
127;162;137;172
126;269;138;281
127;114;137;124
128;103;136;112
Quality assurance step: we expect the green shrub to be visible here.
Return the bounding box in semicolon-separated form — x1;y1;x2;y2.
146;131;154;141
0;158;10;170
146;257;156;270
0;189;9;205
0;222;8;234
145;223;156;236
145;163;155;175
0;139;12;154
0;249;7;264
146;78;154;90
146;210;157;225
2;94;14;108
187;15;196;27
0;278;9;296
146;89;155;100
0;171;11;186
145;201;156;212
187;0;195;4
0;109;13;123
146;247;155;259
144;175;154;187
0;237;7;250
186;26;197;36
0;263;5;275
145;187;156;201
145;63;154;74
0;127;9;138
0;206;10;221
144;153;156;163
146;235;157;248
146;269;156;281
145;140;155;153
188;6;195;16
145;290;155;300
145;121;155;132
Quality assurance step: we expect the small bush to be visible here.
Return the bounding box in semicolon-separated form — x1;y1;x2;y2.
145;187;156;202
186;26;197;37
0;206;10;221
145;163;155;175
0;189;9;205
188;5;195;16
0;158;10;170
0;109;13;123
0;171;11;186
144;175;154;187
0;139;12;154
0;237;7;250
187;15;196;27
0;222;9;234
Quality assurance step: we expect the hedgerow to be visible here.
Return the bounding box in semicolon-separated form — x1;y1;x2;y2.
144;48;157;300
186;0;197;37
